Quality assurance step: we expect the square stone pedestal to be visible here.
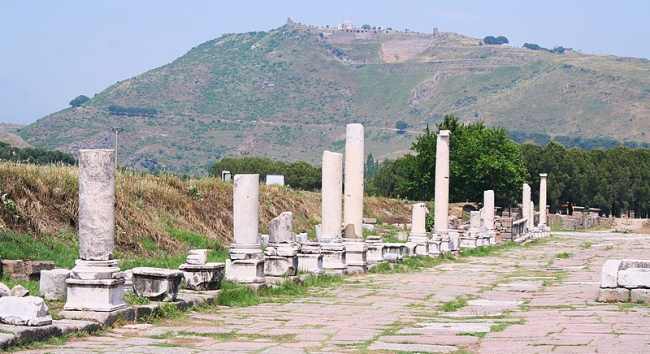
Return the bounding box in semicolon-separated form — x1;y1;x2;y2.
64;278;126;312
460;236;478;249
382;243;407;263
132;267;183;302
428;235;441;257
408;234;429;256
225;259;265;284
344;240;368;274
264;256;298;277
297;253;323;274
321;242;347;275
179;262;225;290
365;236;384;267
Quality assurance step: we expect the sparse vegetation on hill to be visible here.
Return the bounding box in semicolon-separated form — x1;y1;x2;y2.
17;23;650;174
210;157;321;191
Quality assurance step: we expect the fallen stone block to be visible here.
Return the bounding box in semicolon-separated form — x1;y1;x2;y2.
0;296;52;326
132;267;183;302
179;263;225;291
39;269;71;301
631;289;650;304
618;268;650;288
0;283;9;297
10;285;29;297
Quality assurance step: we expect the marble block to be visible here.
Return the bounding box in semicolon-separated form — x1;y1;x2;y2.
225;259;265;284
39;268;70;301
64;278;126;312
0;296;52;326
179;262;225;290
132;267;183;302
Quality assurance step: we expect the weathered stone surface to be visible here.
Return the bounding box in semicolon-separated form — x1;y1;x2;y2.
264;256;297;277
296;253;323;274
132;268;183;302
410;203;428;236
0;296;52;326
1;260;55;281
321;151;343;242
522;183;531;230
539;173;548;226
64;278;127;312
483;190;495;230
186;249;208;265
0;283;9;297
434;130;450;234
179;262;224;290
78;149;116;261
10;285;29;297
598;287;630;302
600;259;622;288
630;288;650;303
343;123;364;239
39;269;70;301
233;174;260;246
618;267;650;288
225;259;265;284
268;212;294;243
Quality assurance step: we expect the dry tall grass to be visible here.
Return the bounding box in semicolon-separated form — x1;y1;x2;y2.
0;162;410;256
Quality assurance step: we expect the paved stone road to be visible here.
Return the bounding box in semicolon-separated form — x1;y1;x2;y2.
21;232;650;353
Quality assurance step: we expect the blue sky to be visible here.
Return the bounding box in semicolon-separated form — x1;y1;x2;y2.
1;0;648;124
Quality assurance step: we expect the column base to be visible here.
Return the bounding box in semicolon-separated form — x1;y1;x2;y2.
64;278;127;312
321;242;347;275
178;262;225;291
297;253;323;274
264;255;298;277
344;240;368;274
408;234;429;256
225;259;265;284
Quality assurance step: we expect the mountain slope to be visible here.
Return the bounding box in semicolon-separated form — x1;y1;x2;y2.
19;22;650;174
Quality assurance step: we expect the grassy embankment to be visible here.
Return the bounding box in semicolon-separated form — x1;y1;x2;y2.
0;162;410;292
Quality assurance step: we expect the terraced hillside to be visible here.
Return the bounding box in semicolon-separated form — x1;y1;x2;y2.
18;21;650;174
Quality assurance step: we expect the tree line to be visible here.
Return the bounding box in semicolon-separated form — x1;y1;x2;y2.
367;115;650;218
0;142;76;165
209;156;321;191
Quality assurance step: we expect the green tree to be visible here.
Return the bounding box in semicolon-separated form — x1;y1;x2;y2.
69;95;90;107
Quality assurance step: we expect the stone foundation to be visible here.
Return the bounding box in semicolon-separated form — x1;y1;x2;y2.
178;263;224;290
597;259;650;304
131;267;183;302
321;243;347;275
344;239;368;274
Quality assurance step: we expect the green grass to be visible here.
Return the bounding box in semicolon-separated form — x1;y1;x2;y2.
0;230;77;268
555;252;572;259
439;296;469;312
580;241;593;249
123;291;150;305
369;254;456;274
0;275;39;296
216;274;344;307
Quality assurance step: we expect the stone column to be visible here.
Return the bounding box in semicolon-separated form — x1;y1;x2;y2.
63;149;126;313
434;130;451;234
225;174;264;285
522;183;532;230
539;173;548;226
264;212;299;283
321;151;343;242
482;190;495;230
343;124;367;273
411;203;428;236
408;203;429;256
343;123;364;238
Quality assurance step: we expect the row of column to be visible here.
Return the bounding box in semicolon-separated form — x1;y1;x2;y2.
522;173;549;230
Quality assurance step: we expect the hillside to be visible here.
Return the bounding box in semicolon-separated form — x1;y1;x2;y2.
0;162;410;260
18;21;650;174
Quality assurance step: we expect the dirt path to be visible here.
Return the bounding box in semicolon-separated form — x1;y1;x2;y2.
20;232;650;353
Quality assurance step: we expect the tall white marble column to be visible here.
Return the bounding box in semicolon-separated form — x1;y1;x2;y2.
321;151;343;242
434;130;451;235
522;183;532;230
482;190;495;230
64;149;126;313
539;173;548;226
343;124;367;273
226;174;264;284
319;151;347;274
344;123;364;238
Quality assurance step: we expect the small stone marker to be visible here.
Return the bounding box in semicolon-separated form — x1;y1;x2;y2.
0;296;52;326
39;268;71;301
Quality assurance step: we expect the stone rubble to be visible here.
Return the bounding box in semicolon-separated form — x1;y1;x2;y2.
0;296;52;326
